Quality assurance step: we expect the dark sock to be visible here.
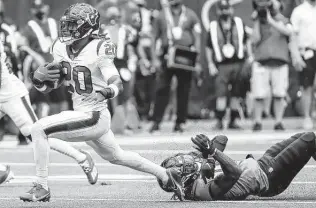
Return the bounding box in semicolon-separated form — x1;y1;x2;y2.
230;110;239;124
27;135;32;142
18;132;28;143
215;110;225;122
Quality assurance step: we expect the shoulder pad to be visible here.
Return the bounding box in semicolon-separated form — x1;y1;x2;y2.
97;39;116;59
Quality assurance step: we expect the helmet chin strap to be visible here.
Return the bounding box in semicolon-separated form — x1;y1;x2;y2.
64;28;94;46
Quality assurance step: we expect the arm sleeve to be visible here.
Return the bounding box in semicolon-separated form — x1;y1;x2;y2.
208;151;242;199
97;42;120;82
99;57;119;82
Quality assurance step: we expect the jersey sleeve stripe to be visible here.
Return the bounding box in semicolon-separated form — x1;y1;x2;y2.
21;96;38;123
96;40;105;56
43;111;101;136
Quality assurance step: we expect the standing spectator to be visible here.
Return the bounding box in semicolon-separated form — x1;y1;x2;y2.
206;0;252;130
21;0;68;118
149;0;201;133
290;0;316;130
133;0;157;120
251;0;292;131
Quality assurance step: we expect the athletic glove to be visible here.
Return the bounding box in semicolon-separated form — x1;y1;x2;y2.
191;134;216;159
33;62;62;83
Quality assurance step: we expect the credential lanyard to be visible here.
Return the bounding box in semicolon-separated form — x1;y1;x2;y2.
165;6;186;46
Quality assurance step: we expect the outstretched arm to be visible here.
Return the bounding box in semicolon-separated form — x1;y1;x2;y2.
209;150;242;199
191;134;242;199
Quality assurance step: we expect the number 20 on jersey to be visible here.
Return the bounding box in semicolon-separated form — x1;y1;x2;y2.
61;61;93;95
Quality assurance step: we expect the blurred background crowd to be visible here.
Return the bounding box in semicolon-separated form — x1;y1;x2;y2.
0;0;315;143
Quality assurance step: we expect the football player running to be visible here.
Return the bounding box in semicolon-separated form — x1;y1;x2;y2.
160;132;316;201
0;40;97;186
20;3;183;202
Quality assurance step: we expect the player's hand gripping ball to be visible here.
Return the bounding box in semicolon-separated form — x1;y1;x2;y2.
191;134;216;158
34;62;66;89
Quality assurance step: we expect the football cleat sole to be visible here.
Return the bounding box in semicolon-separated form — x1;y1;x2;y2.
20;192;51;202
20;188;51;203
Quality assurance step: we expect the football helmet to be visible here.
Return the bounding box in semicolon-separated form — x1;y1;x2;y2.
59;3;100;45
157;152;201;192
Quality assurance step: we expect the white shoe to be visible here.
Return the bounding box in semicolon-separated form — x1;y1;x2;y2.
79;150;98;185
0;165;14;185
303;117;313;130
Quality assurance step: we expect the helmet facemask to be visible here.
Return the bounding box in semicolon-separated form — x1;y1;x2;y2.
59;18;94;45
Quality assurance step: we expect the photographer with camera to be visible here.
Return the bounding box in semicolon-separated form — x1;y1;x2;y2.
251;0;293;131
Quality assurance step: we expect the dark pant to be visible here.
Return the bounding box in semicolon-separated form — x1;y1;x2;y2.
215;61;245;98
300;50;316;89
258;132;316;197
152;66;193;124
134;72;156;119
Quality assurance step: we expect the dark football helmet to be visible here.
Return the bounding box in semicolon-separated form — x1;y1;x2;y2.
157;135;228;194
59;3;100;44
157;152;203;193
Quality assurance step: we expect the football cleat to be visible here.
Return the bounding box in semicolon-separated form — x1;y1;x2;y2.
166;168;185;201
79;149;98;185
19;183;50;202
0;165;14;185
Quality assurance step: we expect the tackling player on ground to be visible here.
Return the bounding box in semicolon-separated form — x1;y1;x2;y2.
160;132;316;201
20;3;183;202
0;39;98;186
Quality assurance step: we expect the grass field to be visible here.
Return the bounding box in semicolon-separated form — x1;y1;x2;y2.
0;119;316;208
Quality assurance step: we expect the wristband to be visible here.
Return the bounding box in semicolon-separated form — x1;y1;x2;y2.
97;84;120;99
108;84;119;97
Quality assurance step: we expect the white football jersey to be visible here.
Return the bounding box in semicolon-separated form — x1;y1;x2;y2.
51;38;119;112
0;41;28;102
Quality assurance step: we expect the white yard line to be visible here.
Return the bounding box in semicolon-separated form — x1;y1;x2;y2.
0;197;315;204
5;163;316;169
6;174;316;184
0;132;297;148
0;150;268;154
